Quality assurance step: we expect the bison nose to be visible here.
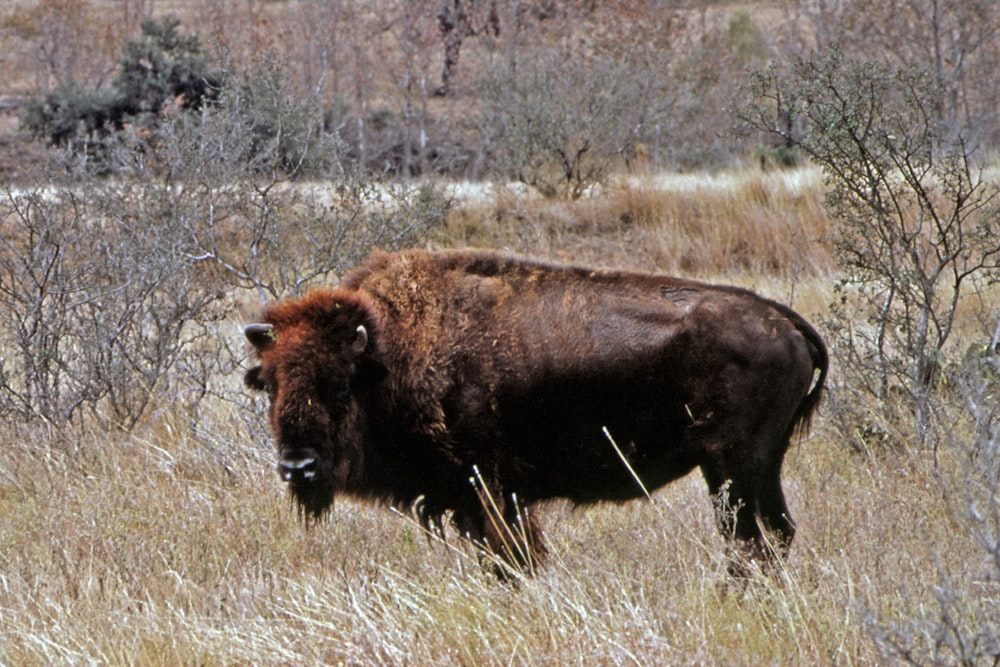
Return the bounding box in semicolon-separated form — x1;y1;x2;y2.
278;454;318;483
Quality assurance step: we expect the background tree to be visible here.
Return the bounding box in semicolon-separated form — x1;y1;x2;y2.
784;0;1000;148
734;48;1000;451
435;0;500;96
1;0;142;93
476;0;680;196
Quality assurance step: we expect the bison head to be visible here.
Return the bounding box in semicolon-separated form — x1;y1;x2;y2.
244;291;377;518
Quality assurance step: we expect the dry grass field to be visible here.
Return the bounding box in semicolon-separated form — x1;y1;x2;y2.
1;1;998;664
1;168;996;666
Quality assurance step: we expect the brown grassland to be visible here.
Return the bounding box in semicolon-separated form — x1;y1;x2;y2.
1;1;998;665
0;168;996;665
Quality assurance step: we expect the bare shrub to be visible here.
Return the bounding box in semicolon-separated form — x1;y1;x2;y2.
477;50;667;198
734;49;1000;452
475;3;678;198
866;345;1000;665
0;185;91;424
0;57;449;435
0;177;225;430
108;57;451;299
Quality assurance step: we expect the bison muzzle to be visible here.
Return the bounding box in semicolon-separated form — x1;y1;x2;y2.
244;248;828;577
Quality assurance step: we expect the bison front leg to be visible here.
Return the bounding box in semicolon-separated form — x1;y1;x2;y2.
482;502;547;579
456;474;547;578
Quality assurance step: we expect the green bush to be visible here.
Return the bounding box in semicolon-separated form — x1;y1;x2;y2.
19;83;119;149
114;17;220;115
21;17;220;166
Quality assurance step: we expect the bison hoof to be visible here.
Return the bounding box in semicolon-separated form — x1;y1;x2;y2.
279;455;318;483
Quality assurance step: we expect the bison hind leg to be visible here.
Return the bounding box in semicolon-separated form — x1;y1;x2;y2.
704;467;795;578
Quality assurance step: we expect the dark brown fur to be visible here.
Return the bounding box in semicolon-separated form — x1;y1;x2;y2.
245;248;828;575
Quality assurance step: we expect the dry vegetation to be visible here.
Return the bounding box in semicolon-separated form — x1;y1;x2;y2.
1;411;989;665
439;169;832;284
1;1;998;665
1;170;996;665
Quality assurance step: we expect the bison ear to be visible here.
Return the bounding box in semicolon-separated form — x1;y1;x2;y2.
351;324;368;356
245;323;276;350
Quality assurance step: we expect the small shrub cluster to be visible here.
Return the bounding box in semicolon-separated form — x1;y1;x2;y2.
20;17;220;166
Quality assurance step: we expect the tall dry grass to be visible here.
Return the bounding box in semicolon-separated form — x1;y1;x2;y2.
1;169;996;665
439;169;834;292
1;404;989;665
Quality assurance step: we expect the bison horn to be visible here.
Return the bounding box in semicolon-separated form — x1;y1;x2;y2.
245;323;275;348
352;325;368;355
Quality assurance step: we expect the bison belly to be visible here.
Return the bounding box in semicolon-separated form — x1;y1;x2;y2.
494;366;700;504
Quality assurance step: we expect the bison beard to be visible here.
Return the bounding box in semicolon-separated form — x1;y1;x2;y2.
244;248;828;578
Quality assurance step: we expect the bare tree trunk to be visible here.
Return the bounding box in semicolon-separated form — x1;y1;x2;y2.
435;0;499;96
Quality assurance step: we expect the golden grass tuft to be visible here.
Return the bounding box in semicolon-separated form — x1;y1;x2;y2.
437;169;835;289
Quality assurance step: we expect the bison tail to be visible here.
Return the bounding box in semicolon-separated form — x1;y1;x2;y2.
791;315;829;441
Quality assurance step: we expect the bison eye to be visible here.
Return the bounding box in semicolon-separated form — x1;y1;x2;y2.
245;366;268;391
319;379;352;407
336;381;351;402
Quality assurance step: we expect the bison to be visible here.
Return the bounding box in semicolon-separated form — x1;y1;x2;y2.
244;248;827;576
